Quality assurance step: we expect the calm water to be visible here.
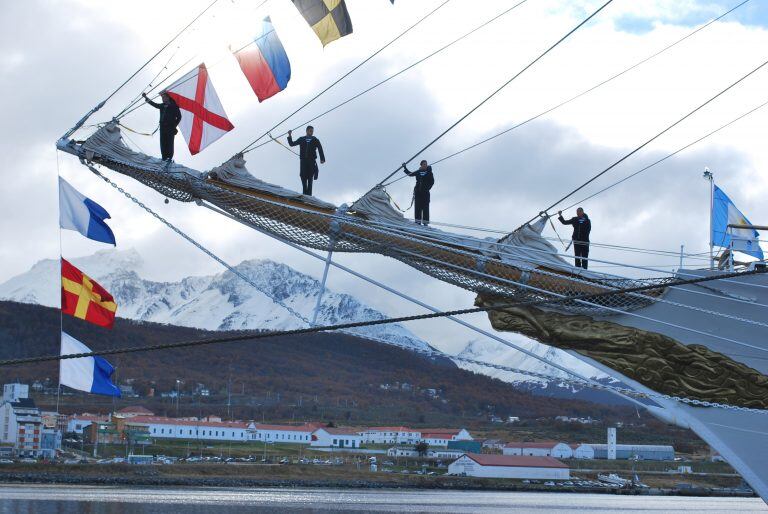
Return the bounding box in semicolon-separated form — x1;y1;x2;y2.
0;485;765;513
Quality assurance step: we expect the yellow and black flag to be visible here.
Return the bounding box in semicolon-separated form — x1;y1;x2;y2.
292;0;353;47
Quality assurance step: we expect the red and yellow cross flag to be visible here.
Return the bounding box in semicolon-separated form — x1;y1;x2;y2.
61;258;117;329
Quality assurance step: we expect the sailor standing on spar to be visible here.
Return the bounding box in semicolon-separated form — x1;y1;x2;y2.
142;91;182;161
287;126;325;196
558;207;591;269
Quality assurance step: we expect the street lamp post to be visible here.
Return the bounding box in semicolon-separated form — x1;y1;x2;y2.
175;380;181;417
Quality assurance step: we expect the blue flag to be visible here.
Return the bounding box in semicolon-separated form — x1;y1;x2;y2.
60;332;121;397
712;185;763;259
59;177;116;245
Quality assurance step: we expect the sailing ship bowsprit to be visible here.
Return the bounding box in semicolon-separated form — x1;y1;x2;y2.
54;0;768;502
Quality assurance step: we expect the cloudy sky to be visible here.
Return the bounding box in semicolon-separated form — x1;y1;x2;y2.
2;0;767;354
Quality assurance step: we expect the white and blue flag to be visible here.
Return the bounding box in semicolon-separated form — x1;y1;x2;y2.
60;332;121;397
59;177;116;245
712;185;764;260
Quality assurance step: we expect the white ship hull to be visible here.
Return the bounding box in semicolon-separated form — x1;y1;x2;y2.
583;268;768;500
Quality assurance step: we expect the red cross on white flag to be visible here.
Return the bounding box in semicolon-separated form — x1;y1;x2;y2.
166;63;234;155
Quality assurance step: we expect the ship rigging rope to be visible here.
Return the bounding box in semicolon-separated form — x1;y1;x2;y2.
3;241;765;414
559;96;768;212
236;0;454;156
38;166;768;348
528;57;768;225
102;169;623;401
397;218;712;260
116;28;278;122
372;0;616;188
72;165;619;403
346;214;768;310
335;228;768;352
113;0;273;121
44;165;768;412
85;0;223;123
86;149;767;327
380;0;753;188
241;0;532;153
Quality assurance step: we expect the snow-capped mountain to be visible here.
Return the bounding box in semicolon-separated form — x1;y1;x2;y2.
455;338;605;384
0;249;607;386
0;249;430;351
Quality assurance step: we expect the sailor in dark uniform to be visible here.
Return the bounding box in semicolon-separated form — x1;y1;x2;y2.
558;207;591;269
287;126;325;196
142;91;182;161
403;160;435;225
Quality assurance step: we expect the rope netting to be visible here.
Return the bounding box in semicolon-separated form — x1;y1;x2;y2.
74;126;669;317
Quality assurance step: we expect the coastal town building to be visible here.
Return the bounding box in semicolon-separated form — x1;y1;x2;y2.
0;383;61;458
386;446;465;460
503;442;573;458
359;427;421;445
118;415;254;442
481;439;505;450
311;427;364;448
572;443;595;459
359;427;473;447
114;406;155;418
584;443;674;461
3;383;29;403
0;397;42;457
66;414;111;434
448;454;570;479
419;429;472;447
252;424;316;443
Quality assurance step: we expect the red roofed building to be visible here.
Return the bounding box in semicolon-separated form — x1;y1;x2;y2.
448;454;570;479
114;406;155;418
419;428;472;447
66;413;110;434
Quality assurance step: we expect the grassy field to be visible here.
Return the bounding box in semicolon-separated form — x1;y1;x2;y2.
0;460;748;492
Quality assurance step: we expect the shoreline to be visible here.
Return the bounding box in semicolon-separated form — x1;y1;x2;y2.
0;471;755;498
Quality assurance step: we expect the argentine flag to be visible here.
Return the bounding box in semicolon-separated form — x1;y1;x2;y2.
712;185;764;260
59;177;116;245
60;332;121;397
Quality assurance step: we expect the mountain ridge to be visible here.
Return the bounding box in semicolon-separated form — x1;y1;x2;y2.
0;300;629;424
0;249;431;352
0;249;604;386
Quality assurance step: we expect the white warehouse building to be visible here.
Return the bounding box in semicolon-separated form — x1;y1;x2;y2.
360;427;421;445
503;442;573;458
252;424;315;444
587;444;675;461
126;416;254;441
449;454;570;480
311;427;364;448
419;429;473;447
572;443;595;459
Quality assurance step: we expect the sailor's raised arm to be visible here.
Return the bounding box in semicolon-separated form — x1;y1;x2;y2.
142;93;162;109
287;130;298;146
